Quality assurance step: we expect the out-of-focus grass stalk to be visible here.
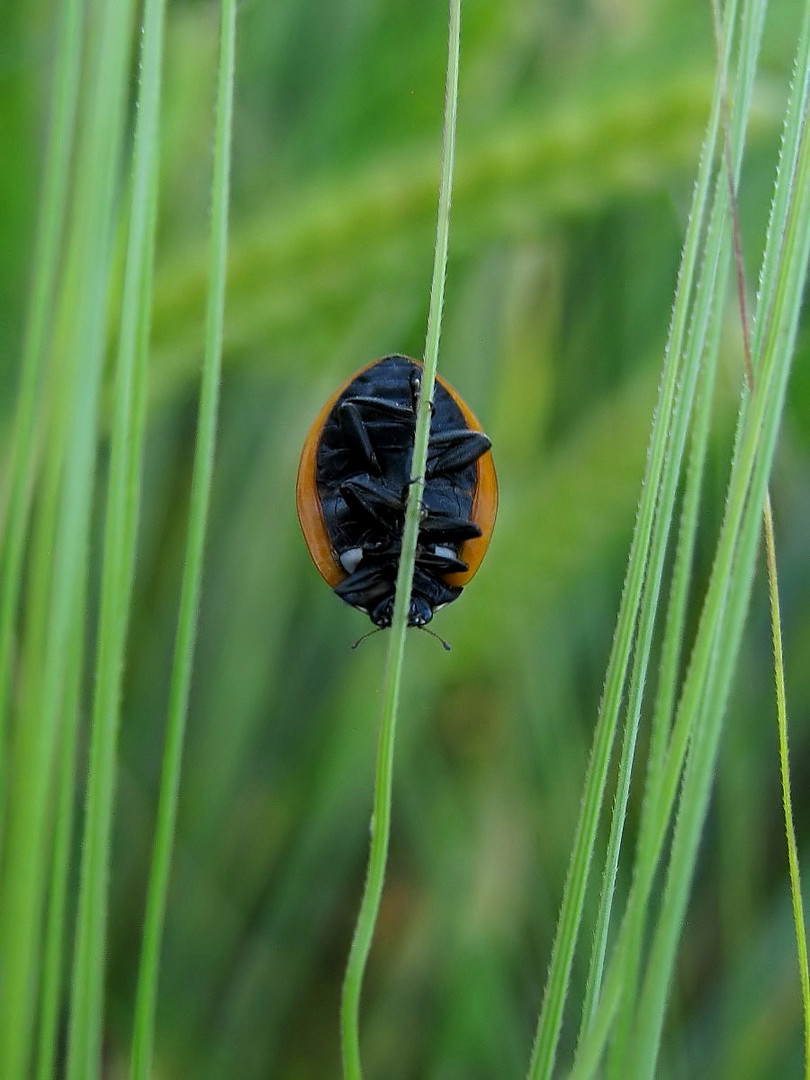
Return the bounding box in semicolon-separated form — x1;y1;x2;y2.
0;0;135;1076
36;602;84;1080
64;0;163;1071
339;2;461;1076
0;0;84;834
129;0;235;1075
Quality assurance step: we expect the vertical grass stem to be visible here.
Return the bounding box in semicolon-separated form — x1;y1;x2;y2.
129;0;236;1074
339;3;461;1076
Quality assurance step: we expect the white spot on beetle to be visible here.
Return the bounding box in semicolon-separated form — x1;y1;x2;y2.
434;546;456;562
340;547;364;573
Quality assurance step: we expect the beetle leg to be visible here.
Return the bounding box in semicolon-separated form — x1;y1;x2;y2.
335;564;393;609
340;476;403;527
417;550;468;575
338;401;381;475
427;430;492;476
419;514;482;542
412;568;462;610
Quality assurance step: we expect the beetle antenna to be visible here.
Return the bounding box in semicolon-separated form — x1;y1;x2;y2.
418;625;452;651
351;627;383;650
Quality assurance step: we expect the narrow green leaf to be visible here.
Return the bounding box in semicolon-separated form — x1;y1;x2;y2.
129;0;235;1074
0;0;136;1075
526;1;739;1069
0;0;84;837
631;8;810;1069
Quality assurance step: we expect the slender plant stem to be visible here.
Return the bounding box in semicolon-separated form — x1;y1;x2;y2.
763;494;810;1073
631;9;810;1062
567;1;766;1072
0;0;135;1072
64;0;159;1071
525;3;738;1071
711;0;810;1066
36;601;84;1080
129;1;236;1075
339;3;461;1076
0;0;84;841
605;304;723;1080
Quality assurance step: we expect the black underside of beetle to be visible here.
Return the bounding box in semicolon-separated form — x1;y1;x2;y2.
315;355;491;627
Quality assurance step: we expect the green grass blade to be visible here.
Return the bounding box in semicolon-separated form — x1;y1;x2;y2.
0;0;84;836
0;0;136;1075
579;152;736;1032
763;492;810;1073
715;0;810;1062
35;599;84;1080
564;0;767;1071
630;14;810;1070
339;2;461;1076
64;0;162;1070
525;4;737;1072
129;1;235;1074
605;307;723;1080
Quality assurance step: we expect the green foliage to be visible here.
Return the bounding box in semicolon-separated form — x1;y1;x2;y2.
0;0;808;1077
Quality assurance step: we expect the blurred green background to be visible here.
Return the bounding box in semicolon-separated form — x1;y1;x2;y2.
3;0;810;1076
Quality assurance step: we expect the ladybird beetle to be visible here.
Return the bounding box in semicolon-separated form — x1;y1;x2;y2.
296;354;497;628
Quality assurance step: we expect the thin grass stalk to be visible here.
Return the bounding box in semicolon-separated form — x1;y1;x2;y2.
0;322;74;1078
568;0;766;1069
750;27;810;355
715;3;810;1059
594;130;743;1075
0;3;136;1077
631;353;802;1077
578;226;730;1037
631;0;764;875
575;97;807;1062
0;0;85;839
763;494;810;1070
64;0;161;1072
630;36;810;1073
568;302;729;1080
525;5;736;1074
572;179;734;1074
35;599;84;1080
551;0;779;1066
713;0;810;1058
129;1;235;1074
126;181;158;598
605;306;723;1080
578;188;733;1033
764;513;808;1049
339;2;460;1076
